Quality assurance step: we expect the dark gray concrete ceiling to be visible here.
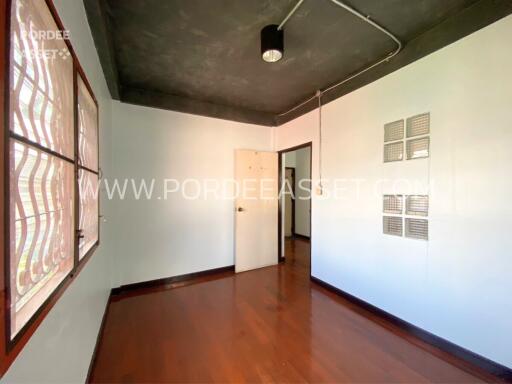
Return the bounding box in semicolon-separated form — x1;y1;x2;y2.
84;0;512;126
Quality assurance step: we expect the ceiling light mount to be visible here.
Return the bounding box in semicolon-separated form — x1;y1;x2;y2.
261;24;284;63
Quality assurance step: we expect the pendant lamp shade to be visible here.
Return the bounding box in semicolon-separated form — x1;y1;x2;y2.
261;24;284;63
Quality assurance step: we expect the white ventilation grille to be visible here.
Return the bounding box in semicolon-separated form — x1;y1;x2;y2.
384;142;403;163
406;137;429;160
405;218;429;240
406;195;429;216
407;113;430;138
383;195;403;214
383;216;403;237
384;120;404;142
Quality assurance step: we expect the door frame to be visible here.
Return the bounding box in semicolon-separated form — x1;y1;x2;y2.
284;167;296;237
277;142;313;263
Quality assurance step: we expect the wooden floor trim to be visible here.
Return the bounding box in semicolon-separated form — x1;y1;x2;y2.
86;295;113;383
311;276;512;383
292;234;310;241
88;239;507;383
87;265;236;382
111;265;235;296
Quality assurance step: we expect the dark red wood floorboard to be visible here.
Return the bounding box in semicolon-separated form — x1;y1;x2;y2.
89;238;491;383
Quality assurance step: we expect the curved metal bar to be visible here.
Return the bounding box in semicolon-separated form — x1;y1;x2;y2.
278;0;403;118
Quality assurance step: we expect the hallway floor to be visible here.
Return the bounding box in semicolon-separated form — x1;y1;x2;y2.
89;238;490;383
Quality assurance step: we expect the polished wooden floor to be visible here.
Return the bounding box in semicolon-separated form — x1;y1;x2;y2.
89;238;492;383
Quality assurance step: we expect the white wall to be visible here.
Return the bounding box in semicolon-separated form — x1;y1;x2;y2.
282;148;311;238
284;151;296;167
1;0;114;382
274;15;512;369
111;102;273;287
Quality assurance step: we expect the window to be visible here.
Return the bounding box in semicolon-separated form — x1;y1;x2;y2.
77;75;99;259
5;0;99;346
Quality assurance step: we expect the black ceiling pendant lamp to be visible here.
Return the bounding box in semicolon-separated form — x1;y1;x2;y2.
261;24;284;63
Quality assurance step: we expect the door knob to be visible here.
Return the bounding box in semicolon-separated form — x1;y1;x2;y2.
237;207;245;212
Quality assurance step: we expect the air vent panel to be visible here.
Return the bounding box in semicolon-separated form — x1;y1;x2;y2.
406;137;429;160
384;120;404;142
383;195;403;214
406;195;429;216
407;113;430;138
384;142;403;163
405;218;429;240
383;216;403;237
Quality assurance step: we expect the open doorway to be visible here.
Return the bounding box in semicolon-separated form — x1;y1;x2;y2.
278;143;312;272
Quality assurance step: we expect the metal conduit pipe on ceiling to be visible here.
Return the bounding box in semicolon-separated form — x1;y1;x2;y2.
276;0;403;117
278;0;306;30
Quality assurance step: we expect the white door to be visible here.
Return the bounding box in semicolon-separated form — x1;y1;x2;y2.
235;150;278;273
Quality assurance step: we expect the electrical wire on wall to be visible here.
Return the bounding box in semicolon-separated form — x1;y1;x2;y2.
425;121;433;292
316;90;323;194
274;0;403;195
276;0;403;118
